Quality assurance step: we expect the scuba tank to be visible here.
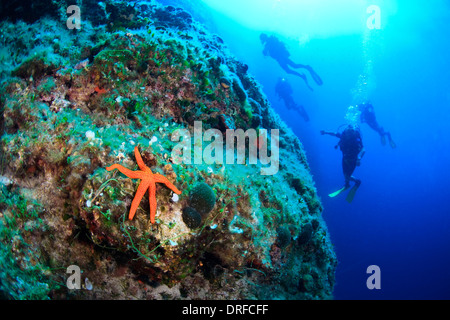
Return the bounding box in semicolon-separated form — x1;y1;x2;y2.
339;125;363;155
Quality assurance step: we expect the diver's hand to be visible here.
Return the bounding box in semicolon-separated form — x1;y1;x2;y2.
320;130;325;135
356;158;361;166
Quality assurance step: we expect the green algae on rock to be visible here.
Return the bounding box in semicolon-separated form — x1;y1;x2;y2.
0;0;336;300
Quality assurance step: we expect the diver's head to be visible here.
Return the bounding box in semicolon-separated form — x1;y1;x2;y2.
345;124;360;133
260;33;268;43
341;125;362;145
359;101;372;108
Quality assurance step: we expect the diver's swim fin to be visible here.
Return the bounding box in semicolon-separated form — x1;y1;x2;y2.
346;180;361;203
329;186;348;198
302;111;310;122
389;138;397;149
380;135;386;146
306;66;323;86
297;106;310;122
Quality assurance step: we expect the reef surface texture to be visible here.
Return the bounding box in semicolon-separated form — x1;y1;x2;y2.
0;0;337;299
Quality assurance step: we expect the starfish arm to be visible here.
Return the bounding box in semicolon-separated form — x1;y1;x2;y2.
128;179;151;220
153;173;182;194
134;146;147;171
148;183;157;224
106;164;143;179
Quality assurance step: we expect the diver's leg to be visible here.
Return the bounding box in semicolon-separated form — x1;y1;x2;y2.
385;132;397;148
329;157;352;198
343;157;358;187
287;60;323;86
286;97;310;121
285;97;296;110
338;156;361;202
297;105;310;122
278;61;314;91
299;75;314;91
342;158;354;188
328;158;349;198
379;128;387;146
349;175;361;185
278;61;304;77
367;122;386;145
286;59;308;69
346;177;361;203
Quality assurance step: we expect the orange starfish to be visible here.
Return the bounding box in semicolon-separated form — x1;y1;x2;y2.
106;146;182;224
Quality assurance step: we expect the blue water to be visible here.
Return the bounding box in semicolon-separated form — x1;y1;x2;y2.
160;0;450;299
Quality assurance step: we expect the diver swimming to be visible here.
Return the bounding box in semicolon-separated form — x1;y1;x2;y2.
321;124;365;203
358;102;396;148
275;77;310;121
260;33;323;91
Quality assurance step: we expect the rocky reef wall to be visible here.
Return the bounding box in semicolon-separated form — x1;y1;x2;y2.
0;0;336;299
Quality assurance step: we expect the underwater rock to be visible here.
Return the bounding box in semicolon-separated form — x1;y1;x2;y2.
0;0;336;300
219;77;231;89
232;78;248;103
276;225;292;249
311;219;320;231
154;6;193;31
218;114;236;131
188;182;216;218
298;222;314;246
0;0;59;23
236;61;249;75
12;57;56;81
299;274;315;293
247;97;263;128
182;207;202;229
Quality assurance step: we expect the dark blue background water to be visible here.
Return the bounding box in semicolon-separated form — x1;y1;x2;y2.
161;0;450;299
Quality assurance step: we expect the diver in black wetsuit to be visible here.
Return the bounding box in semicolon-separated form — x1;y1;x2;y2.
275;77;310;122
358;102;396;148
260;33;323;91
321;124;365;203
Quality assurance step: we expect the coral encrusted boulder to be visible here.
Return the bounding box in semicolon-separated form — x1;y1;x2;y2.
0;0;336;300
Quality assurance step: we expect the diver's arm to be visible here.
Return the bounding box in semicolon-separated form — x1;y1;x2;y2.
320;130;339;137
321;131;341;150
356;148;365;166
359;148;365;160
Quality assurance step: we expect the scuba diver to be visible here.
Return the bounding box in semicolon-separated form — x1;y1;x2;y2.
275;77;310;122
358;102;396;148
321;124;365;203
260;33;323;91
